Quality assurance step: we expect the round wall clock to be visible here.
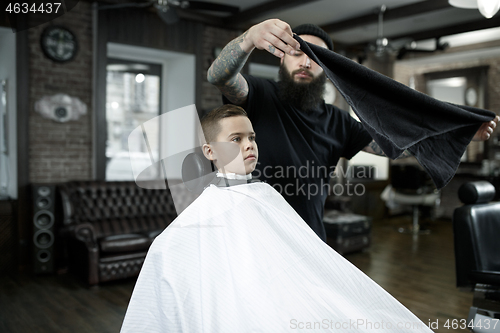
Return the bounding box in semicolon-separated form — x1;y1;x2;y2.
465;87;478;106
40;26;78;63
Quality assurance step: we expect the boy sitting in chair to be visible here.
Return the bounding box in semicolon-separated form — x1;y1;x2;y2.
121;105;432;332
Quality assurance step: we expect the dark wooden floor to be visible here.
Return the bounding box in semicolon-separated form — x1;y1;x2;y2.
0;217;472;333
347;217;473;333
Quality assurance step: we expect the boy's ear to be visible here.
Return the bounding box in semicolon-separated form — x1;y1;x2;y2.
202;143;215;161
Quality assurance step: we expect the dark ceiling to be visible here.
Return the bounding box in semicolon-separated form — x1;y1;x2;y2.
94;0;500;54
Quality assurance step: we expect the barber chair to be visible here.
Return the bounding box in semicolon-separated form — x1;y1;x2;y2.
453;181;500;331
381;164;440;235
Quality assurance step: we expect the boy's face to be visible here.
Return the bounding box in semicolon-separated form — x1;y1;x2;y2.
204;116;258;175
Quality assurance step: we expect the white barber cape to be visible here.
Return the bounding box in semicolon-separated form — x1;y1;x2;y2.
121;182;433;332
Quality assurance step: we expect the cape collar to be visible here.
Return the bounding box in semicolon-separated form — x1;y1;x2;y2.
216;172;252;180
213;172;259;187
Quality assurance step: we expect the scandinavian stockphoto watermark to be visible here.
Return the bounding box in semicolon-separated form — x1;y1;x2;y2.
254;162;378;200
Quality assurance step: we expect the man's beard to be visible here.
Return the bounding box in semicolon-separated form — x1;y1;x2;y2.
278;64;327;112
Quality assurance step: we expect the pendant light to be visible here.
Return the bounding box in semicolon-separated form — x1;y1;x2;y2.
449;0;500;18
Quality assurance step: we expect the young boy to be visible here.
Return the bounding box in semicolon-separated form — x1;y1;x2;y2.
121;105;432;332
200;104;258;181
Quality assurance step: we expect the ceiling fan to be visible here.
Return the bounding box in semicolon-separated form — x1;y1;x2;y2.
362;4;449;62
366;5;412;59
98;0;240;25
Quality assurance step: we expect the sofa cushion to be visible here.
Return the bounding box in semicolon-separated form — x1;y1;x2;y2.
100;251;149;263
99;234;152;253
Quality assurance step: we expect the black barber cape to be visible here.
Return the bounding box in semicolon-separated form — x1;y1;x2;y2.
295;35;496;189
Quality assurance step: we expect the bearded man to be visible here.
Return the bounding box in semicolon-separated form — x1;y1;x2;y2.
207;20;497;241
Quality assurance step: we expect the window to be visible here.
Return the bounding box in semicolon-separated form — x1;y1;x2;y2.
96;43;196;181
105;59;161;180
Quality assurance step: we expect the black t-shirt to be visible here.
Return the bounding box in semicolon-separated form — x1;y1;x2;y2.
224;75;372;241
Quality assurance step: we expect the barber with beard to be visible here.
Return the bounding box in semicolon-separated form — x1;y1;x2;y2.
207;19;496;241
207;20;379;242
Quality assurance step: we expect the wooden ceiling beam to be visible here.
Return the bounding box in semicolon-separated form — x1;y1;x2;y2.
341;15;500;50
384;15;500;42
321;0;451;34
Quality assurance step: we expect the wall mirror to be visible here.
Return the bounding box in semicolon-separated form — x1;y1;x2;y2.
425;66;489;163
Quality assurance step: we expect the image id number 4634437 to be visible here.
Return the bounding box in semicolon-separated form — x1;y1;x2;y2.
5;3;62;14
442;318;499;330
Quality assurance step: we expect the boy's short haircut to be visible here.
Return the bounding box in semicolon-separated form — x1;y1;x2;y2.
201;105;248;143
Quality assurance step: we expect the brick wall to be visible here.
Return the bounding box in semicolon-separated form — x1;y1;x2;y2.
29;1;93;183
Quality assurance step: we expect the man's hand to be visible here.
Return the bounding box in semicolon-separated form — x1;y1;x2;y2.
472;116;499;141
243;19;300;58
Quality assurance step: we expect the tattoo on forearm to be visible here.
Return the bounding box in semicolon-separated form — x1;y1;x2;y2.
363;140;412;159
396;150;412;159
367;140;387;157
207;31;251;104
218;75;248;105
207;31;250;85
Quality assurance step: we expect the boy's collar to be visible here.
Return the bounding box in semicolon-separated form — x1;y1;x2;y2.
213;172;260;188
216;172;252;180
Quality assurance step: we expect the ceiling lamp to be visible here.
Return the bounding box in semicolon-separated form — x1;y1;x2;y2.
478;0;500;18
449;0;500;19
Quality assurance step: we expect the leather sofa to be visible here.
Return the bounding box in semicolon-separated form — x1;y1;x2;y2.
59;180;184;285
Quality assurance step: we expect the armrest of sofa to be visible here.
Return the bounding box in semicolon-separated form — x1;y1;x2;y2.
68;223;100;285
73;223;98;245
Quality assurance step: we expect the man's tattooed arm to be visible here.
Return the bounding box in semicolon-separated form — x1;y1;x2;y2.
362;140;412;159
207;32;252;105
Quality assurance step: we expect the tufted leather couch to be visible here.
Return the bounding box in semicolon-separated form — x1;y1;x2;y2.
59;180;182;285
